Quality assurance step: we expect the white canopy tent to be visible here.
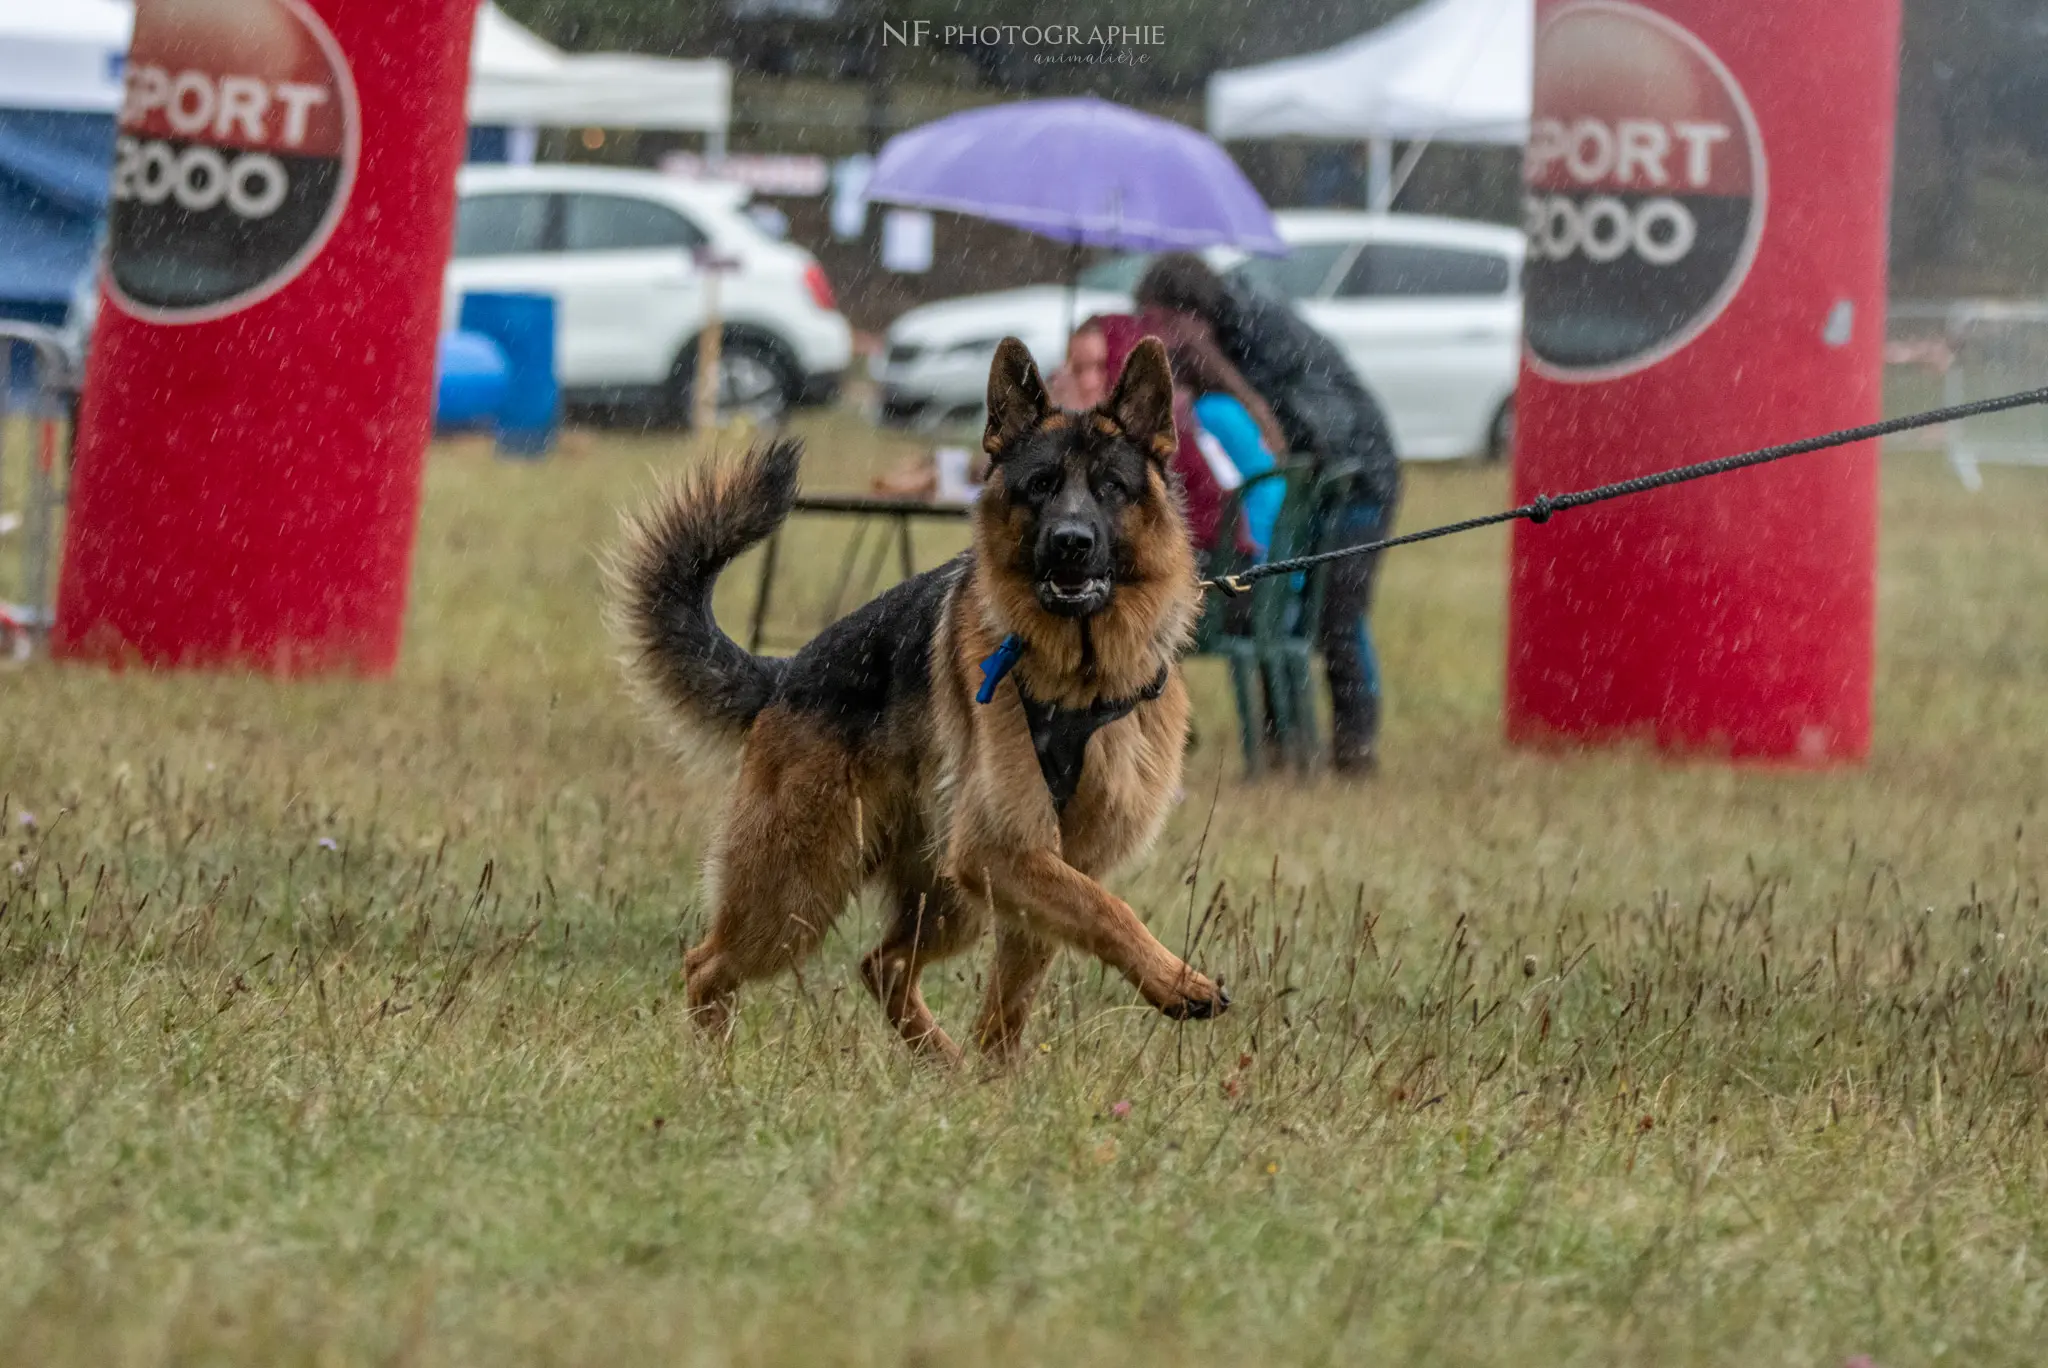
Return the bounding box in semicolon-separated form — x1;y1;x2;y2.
0;0;131;113
467;5;731;153
473;1;567;79
0;1;730;149
1206;0;1531;208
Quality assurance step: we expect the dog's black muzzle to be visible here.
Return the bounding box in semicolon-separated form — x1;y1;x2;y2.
1033;517;1114;618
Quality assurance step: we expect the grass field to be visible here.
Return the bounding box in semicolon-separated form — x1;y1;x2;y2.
4;411;2047;1366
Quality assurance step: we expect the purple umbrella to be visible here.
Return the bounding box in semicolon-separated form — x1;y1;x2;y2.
865;96;1285;256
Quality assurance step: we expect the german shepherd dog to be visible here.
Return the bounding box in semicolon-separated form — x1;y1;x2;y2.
611;336;1229;1065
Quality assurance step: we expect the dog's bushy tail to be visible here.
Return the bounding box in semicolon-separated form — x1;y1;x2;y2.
608;439;799;742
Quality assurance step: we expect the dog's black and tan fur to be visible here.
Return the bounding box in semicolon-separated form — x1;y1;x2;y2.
611;336;1227;1064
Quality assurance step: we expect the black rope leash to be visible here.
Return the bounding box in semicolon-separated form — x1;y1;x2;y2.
1201;384;2048;597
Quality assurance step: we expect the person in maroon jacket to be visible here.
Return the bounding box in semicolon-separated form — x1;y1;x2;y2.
1048;314;1234;553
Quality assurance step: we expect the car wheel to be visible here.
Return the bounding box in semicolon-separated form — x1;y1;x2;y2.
669;332;797;428
1485;396;1515;464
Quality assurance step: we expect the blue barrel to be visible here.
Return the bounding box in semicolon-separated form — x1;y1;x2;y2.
434;330;510;429
458;292;558;458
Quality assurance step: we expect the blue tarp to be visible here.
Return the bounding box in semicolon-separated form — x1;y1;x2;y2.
0;108;112;316
468;125;510;163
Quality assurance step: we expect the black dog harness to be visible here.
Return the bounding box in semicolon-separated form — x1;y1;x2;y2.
977;633;1169;812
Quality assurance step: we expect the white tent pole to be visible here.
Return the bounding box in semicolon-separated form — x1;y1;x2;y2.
1379;135;1434;212
1366;137;1393;214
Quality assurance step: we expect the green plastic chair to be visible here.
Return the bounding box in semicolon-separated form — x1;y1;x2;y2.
1190;464;1296;652
1194;461;1375;777
1190;462;1314;776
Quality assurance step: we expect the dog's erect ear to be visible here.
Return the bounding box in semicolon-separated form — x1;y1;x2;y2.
1106;336;1177;465
984;337;1052;459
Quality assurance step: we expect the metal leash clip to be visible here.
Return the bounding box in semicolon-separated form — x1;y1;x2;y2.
1203;574;1253;598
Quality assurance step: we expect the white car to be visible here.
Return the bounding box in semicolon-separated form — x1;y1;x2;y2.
446;165;853;423
877;212;1524;461
874;258;1140;431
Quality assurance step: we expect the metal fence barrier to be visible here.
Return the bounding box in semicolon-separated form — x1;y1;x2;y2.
0;324;81;664
1890;299;2048;491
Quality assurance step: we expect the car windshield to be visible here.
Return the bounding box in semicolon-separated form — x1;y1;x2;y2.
1231;241;1352;299
1075;253;1152;292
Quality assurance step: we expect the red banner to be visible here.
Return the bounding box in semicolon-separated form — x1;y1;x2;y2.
1508;0;1901;762
54;0;478;673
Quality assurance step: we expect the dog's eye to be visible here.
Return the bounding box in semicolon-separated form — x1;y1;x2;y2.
1021;469;1060;499
1095;475;1132;502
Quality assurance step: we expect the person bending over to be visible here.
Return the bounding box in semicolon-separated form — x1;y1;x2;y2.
1134;253;1401;775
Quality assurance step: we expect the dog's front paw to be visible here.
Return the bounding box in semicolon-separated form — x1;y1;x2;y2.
1151;970;1230;1021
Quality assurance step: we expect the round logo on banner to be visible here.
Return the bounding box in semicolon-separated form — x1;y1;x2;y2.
106;0;360;324
1523;0;1767;382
